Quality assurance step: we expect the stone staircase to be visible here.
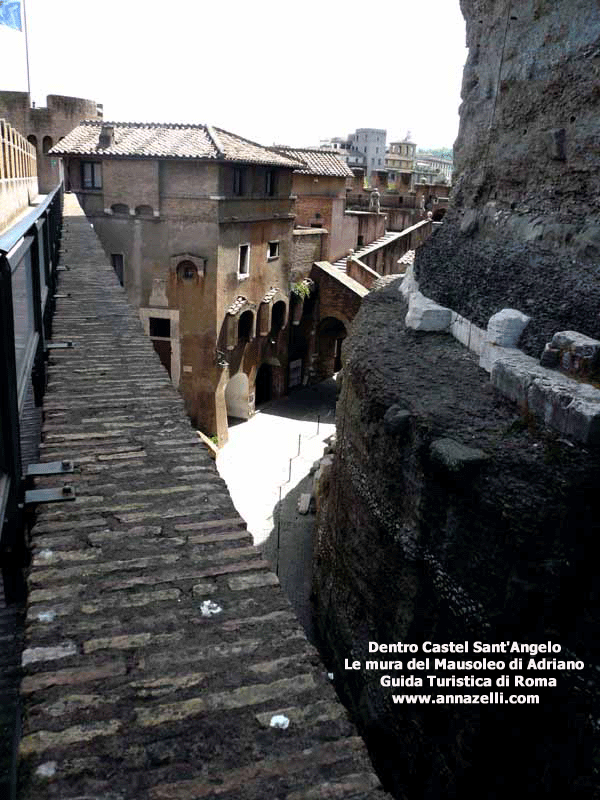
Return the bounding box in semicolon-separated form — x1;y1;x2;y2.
332;231;400;272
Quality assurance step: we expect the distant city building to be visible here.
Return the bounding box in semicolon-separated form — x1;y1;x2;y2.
414;154;453;184
385;132;417;190
319;128;386;178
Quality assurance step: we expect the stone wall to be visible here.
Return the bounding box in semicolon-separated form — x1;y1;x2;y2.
313;279;599;798
0;92;101;193
312;1;600;797
416;0;600;356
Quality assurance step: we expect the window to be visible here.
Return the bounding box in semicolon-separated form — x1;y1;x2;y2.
43;136;53;154
265;169;276;196
149;317;171;338
111;253;124;286
238;243;250;277
267;241;279;260
233;167;245;196
176;260;197;281
82;161;102;189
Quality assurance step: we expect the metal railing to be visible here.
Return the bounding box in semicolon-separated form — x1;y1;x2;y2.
0;183;63;594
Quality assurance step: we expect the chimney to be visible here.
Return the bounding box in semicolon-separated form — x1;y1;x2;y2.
99;123;114;149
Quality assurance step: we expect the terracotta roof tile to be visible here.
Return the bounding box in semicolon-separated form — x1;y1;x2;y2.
50;121;304;168
273;147;354;178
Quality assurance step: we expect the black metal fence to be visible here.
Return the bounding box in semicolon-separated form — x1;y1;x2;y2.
0;184;63;598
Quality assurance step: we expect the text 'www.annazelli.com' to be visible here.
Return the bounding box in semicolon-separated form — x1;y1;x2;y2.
392;693;540;704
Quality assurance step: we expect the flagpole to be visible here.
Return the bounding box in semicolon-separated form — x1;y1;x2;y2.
22;0;31;97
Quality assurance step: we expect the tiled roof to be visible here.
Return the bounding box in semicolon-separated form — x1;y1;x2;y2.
273;147;354;178
49;121;304;167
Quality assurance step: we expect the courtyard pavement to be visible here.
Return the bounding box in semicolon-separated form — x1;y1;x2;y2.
216;379;337;639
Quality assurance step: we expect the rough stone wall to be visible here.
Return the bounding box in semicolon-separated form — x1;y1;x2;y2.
416;0;600;356
312;2;600;797
313;280;599;798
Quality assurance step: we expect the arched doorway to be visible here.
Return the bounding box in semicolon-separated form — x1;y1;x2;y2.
270;300;286;337
225;371;250;421
255;363;272;407
315;316;347;380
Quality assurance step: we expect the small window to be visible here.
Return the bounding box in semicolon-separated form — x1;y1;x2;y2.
111;253;124;286
233;167;245;196
238;310;253;342
43;136;53;154
267;241;279;260
265;169;276;196
149;317;171;338
82;161;102;189
177;260;197;280
238;243;250;277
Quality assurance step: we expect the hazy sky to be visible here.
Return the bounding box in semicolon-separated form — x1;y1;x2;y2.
1;0;467;150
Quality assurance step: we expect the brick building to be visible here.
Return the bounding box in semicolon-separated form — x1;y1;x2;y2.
0;92;102;192
274;147;355;262
52;121;305;443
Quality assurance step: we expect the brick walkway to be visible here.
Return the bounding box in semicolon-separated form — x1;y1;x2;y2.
17;194;387;800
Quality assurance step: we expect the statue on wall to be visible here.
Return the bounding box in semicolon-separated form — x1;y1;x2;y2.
369;189;381;214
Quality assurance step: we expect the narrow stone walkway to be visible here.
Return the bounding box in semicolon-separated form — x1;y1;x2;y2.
17;194;388;800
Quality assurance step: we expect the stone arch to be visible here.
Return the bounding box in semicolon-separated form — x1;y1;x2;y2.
169;252;206;277
271;300;287;336
42;136;53;154
225;371;250;420
238;310;254;343
223;296;257;350
315;316;347;380
258;287;288;336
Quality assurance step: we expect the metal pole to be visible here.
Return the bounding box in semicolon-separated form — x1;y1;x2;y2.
317;414;320;435
22;0;32;97
297;434;301;457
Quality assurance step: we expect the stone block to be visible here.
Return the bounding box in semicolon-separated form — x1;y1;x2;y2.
565;383;600;446
527;374;575;431
430;438;488;476
549;330;600;376
486;308;531;347
399;263;418;299
405;291;452;332
490;351;547;406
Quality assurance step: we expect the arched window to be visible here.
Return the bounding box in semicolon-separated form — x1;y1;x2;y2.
270;301;286;337
135;204;154;217
27;134;37;150
42;136;53;154
238;310;254;343
111;203;129;215
176;260;197;281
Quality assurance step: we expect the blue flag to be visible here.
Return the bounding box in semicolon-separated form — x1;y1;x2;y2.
0;1;22;31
